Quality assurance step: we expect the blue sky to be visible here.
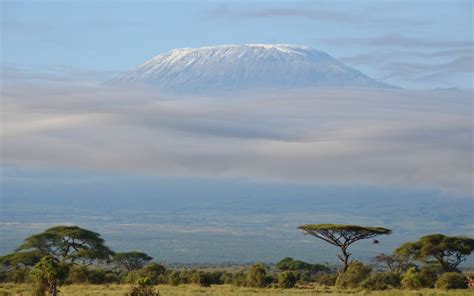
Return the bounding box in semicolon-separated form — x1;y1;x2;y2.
2;0;473;88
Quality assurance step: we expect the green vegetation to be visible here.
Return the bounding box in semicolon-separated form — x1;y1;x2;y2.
0;225;472;295
1;283;474;295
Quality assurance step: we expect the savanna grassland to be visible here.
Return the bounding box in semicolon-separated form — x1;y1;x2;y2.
1;284;474;296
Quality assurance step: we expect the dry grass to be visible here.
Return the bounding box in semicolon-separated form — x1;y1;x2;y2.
0;284;473;296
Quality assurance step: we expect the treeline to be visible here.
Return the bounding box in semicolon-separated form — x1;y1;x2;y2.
0;224;473;295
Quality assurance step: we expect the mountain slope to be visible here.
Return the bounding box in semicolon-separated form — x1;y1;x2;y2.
109;44;394;93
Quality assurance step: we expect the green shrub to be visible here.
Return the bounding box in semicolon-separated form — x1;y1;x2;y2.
128;277;160;296
360;272;401;290
418;264;443;288
192;271;214;287
278;271;297;288
435;272;468;289
124;263;166;285
401;267;424;290
67;265;117;284
0;270;7;283
276;257;328;272
400;265;443;289
30;256;66;296
167;271;181;286
313;273;337;286
219;272;234;284
247;263;269;288
7;268;30;283
335;262;372;288
231;272;247;286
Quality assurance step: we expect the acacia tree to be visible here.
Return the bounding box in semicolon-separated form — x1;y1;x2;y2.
113;251;153;271
298;224;391;272
395;234;474;272
15;226;114;264
373;252;412;274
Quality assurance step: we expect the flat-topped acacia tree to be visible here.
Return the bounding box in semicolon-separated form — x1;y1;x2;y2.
15;225;114;264
298;224;392;272
395;234;474;272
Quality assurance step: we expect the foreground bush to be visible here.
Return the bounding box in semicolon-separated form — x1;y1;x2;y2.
435;272;468;289
5;268;30;283
67;265;118;284
278;271;297;288
335;262;372;288
360;272;401;290
401;267;424;290
247;263;269;288
400;265;443;290
128;277;159;296
313;273;337;286
124;263;166;285
191;271;224;287
31;256;66;296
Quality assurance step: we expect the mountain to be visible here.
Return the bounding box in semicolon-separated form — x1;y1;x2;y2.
109;44;395;93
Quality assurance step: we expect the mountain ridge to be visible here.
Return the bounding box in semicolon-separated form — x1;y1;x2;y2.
109;44;396;93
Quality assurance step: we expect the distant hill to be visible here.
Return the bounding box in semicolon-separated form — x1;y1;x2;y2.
108;44;396;93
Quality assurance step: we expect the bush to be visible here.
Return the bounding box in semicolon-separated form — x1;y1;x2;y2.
219;272;234;285
419;264;442;288
128;277;160;296
0;270;7;283
192;271;214;287
335;262;372;288
401;267;424;290
360;272;401;290
67;265;118;284
278;271;297;288
124;263;166;285
6;268;30;283
435;272;468;289
167;271;181;286
247;263;269;288
231;272;247;286
276;257;328;272
313;273;337;286
400;265;443;290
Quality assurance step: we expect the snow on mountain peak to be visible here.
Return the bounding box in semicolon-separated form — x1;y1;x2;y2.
109;44;393;93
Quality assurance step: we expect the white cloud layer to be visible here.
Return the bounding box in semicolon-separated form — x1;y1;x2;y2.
1;82;472;195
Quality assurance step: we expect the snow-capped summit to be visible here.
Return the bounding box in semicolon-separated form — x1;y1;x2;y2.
109;44;394;93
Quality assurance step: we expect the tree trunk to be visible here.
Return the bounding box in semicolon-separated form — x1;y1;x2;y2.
340;247;350;272
50;285;57;296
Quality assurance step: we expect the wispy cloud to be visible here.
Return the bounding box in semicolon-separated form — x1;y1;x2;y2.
325;34;473;49
1;80;472;195
332;35;474;87
379;55;474;81
208;4;414;26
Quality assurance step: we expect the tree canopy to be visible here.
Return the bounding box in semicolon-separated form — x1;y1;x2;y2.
113;251;153;271
395;234;474;272
0;250;44;269
276;257;328;272
299;224;391;272
15;225;114;264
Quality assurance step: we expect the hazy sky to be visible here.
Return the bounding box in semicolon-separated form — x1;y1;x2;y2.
1;0;473;89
